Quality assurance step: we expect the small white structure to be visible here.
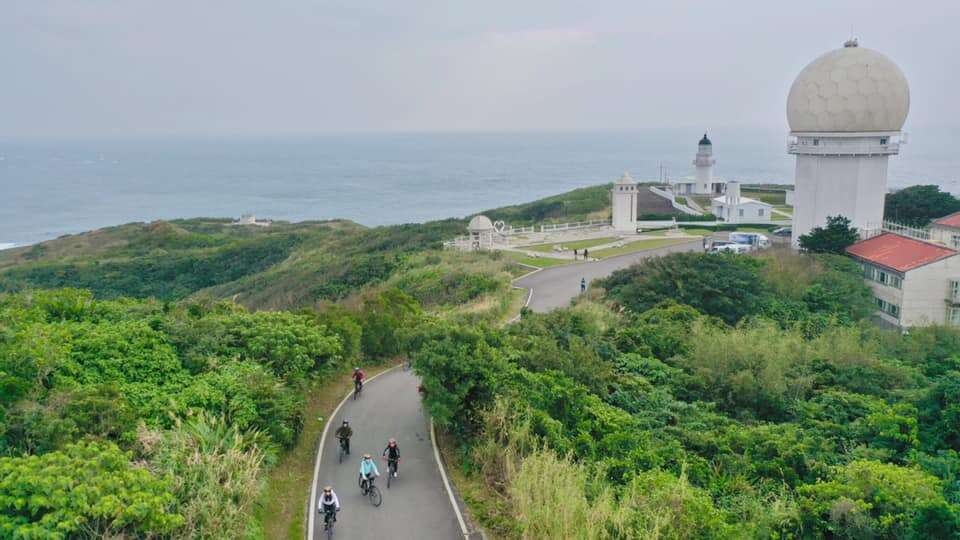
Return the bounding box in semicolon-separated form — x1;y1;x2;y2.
611;172;639;231
232;214;271;227
847;232;960;328
673;134;727;195
467;215;496;251
787;39;910;245
930;213;960;249
711;181;772;223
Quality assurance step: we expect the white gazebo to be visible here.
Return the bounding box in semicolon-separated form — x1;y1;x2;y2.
467;215;496;250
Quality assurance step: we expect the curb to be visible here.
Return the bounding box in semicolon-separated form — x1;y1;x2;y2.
430;419;471;539
305;365;400;540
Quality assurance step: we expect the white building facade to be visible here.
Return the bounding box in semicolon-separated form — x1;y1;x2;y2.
786;39;910;245
711;182;772;224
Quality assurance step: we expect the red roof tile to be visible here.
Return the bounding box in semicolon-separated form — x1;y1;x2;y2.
934;212;960;229
846;233;957;272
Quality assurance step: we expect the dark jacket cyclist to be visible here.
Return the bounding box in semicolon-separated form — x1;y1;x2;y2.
382;438;400;477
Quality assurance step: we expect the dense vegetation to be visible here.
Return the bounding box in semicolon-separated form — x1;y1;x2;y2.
885;185;960;227
482;184;615;225
412;249;960;539
0;287;429;538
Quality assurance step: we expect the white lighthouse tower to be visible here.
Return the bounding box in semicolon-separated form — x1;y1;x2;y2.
787;39;910;244
611;172;638;232
692;133;716;194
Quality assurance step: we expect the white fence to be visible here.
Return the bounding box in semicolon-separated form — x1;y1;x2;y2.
649;186;702;216
862;221;931;241
539;219;610;233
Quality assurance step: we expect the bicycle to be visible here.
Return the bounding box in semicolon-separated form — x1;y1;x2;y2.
338;438;349;464
353;379;363;400
321;508;337;539
384;457;399;489
402;359;412;372
358;475;383;507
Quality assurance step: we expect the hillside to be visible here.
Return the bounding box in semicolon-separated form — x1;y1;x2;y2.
0;184;621;311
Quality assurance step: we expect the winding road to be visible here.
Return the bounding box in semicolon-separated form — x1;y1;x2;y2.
514;239;703;312
308;368;466;540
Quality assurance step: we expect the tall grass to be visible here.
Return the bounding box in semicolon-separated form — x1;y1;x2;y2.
139;413;265;539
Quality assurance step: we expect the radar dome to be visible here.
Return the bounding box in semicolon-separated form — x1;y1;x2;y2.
786;40;909;133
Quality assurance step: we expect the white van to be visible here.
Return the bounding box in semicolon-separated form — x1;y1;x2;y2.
729;232;770;249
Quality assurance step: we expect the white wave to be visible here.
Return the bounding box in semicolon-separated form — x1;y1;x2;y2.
0;243;17;251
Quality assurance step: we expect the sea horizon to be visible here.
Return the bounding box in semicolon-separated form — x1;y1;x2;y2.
3;129;958;247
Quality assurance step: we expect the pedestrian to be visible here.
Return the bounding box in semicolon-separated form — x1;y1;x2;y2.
583;248;589;260
573;248;578;260
580;277;586;294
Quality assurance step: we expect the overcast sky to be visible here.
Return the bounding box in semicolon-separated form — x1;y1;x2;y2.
3;0;957;137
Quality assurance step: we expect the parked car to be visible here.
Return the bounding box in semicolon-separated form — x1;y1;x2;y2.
772;227;792;237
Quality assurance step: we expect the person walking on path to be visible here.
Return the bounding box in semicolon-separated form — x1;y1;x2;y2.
580;277;586;294
583;248;589;260
573;248;578;260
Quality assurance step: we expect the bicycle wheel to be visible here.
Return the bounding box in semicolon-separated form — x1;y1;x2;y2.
368;486;382;507
338;445;344;464
386;470;391;489
324;514;334;540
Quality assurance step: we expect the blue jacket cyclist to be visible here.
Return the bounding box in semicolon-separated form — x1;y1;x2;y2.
359;453;380;488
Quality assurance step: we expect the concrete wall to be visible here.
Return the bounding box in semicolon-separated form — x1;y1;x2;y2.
930;225;960;248
792;153;889;244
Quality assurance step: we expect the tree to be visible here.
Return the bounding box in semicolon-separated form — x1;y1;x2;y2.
0;441;183;538
798;215;860;254
885;185;960;227
598;252;767;324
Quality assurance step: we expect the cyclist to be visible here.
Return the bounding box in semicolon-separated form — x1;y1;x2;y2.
382;438;400;477
580;277;586;294
335;420;353;455
359;453;380;491
318;485;340;530
352;367;365;393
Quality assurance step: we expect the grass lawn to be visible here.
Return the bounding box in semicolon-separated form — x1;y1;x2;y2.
504;251;576;268
521;236;617;253
743;189;786;205
592;238;693;259
255;361;400;540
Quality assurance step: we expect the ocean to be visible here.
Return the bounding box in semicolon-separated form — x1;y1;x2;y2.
1;129;956;247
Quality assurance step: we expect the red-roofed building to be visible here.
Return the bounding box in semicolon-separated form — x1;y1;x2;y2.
931;212;960;249
846;232;960;328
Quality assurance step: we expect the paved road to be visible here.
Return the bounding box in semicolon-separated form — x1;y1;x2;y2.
514;239;703;312
310;368;463;540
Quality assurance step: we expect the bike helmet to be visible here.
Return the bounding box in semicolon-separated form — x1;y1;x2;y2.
388;438;397;444
323;486;332;492
363;453;371;459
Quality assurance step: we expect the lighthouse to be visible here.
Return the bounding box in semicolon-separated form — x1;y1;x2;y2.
692;133;716;194
786;39;910;244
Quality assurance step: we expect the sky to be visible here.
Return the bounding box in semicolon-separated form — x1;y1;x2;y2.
3;0;957;137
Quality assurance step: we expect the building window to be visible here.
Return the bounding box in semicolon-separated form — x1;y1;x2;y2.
862;263;902;289
758;209;765;217
951;280;960;303
738;209;744;217
813;139;820;146
876;297;900;319
880;137;888;145
951;235;960;249
949;307;960;326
